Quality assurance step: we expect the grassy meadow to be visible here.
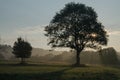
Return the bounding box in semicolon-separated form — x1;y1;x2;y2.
0;61;120;80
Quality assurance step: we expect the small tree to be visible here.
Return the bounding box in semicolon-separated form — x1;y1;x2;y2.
45;2;108;66
12;37;32;64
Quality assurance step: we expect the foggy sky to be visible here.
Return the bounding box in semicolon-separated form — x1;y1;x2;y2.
0;0;120;51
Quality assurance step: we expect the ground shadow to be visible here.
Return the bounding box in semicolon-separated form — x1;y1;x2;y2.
0;63;119;80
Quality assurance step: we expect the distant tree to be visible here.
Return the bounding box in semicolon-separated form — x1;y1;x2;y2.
12;37;32;64
45;2;108;66
99;47;119;65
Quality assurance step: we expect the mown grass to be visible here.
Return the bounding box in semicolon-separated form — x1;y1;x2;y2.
0;62;120;80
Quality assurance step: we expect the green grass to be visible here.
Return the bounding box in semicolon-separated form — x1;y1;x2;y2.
0;62;120;80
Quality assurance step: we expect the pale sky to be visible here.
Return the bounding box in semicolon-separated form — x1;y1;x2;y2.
0;0;120;51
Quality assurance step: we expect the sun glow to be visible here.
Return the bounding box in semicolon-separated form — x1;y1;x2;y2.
91;33;97;38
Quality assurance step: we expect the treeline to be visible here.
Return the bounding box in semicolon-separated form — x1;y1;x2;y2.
0;44;13;60
30;47;120;65
0;43;119;65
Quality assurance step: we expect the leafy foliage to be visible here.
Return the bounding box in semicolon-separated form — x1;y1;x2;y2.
45;2;108;65
12;37;32;63
45;2;108;49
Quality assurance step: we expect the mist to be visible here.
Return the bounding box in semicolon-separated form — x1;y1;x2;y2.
0;44;119;65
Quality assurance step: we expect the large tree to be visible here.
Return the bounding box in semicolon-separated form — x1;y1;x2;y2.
12;37;32;64
45;2;108;66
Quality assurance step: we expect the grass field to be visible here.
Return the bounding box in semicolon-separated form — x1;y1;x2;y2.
0;62;120;80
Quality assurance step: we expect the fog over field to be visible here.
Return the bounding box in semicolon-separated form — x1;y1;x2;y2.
0;44;119;65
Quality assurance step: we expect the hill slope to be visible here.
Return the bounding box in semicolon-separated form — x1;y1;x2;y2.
0;64;119;80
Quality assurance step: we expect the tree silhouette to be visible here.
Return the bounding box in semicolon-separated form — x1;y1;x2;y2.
12;37;32;64
45;2;108;66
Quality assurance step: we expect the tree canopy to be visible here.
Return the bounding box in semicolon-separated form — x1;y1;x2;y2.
12;37;32;64
45;2;108;66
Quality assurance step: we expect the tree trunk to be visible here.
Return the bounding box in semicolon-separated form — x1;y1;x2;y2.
21;58;25;64
75;50;81;66
75;51;80;66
